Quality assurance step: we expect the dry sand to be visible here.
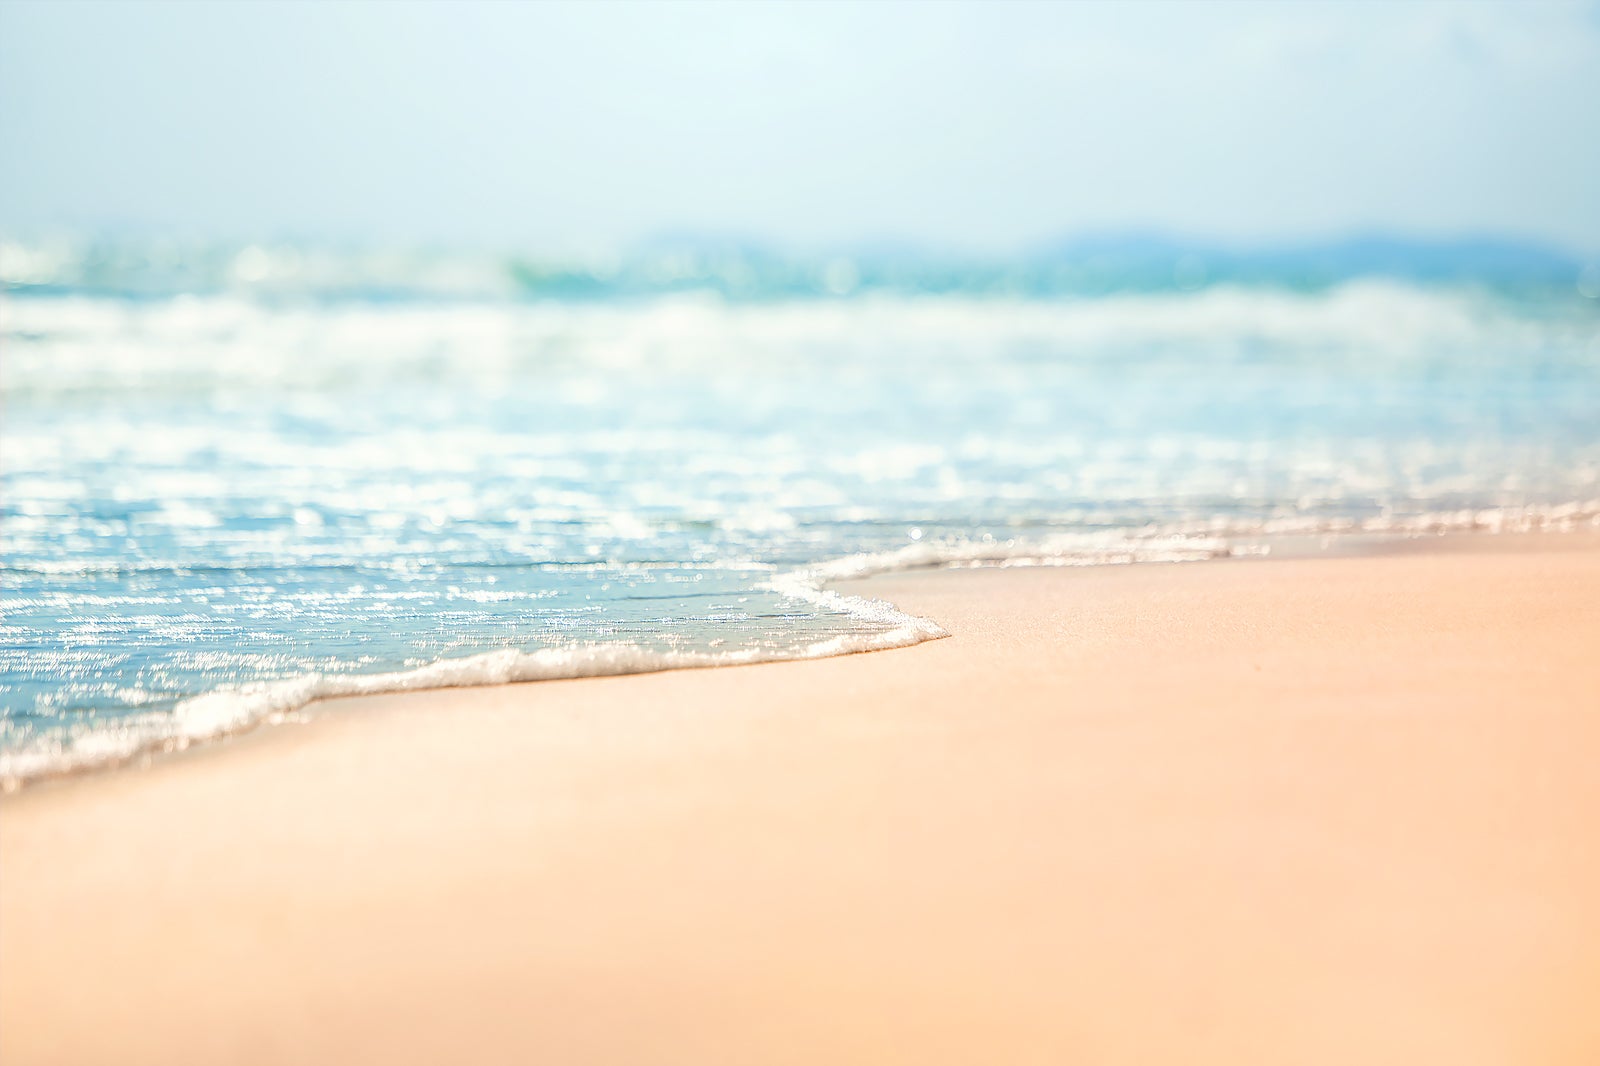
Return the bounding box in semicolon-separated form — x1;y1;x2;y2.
3;534;1599;1065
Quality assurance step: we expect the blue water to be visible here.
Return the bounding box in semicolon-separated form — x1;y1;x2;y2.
3;265;1599;782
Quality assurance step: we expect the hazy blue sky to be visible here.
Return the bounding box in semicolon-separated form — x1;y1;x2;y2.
2;0;1598;254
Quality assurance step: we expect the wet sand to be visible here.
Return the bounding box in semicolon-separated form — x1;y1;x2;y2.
4;535;1599;1065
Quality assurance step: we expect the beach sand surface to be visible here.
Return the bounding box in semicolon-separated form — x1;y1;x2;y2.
3;535;1599;1065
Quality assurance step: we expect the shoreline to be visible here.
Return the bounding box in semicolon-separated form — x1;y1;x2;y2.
4;532;1600;1063
6;525;1596;795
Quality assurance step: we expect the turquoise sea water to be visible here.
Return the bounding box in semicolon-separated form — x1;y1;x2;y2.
3;246;1599;783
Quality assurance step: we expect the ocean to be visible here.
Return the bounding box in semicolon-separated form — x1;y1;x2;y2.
3;240;1598;784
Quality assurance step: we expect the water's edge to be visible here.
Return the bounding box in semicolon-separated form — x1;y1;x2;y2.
6;511;1596;796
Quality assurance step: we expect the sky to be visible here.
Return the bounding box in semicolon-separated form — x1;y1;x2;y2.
2;0;1598;255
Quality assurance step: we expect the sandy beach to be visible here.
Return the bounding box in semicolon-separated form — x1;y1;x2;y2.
3;534;1599;1065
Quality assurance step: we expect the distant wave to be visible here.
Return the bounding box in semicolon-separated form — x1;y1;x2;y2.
3;234;1592;301
8;281;1595;403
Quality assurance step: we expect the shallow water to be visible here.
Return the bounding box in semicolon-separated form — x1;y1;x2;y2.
3;279;1598;780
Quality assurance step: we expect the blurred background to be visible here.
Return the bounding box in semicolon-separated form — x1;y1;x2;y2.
3;1;1599;780
2;0;1598;289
